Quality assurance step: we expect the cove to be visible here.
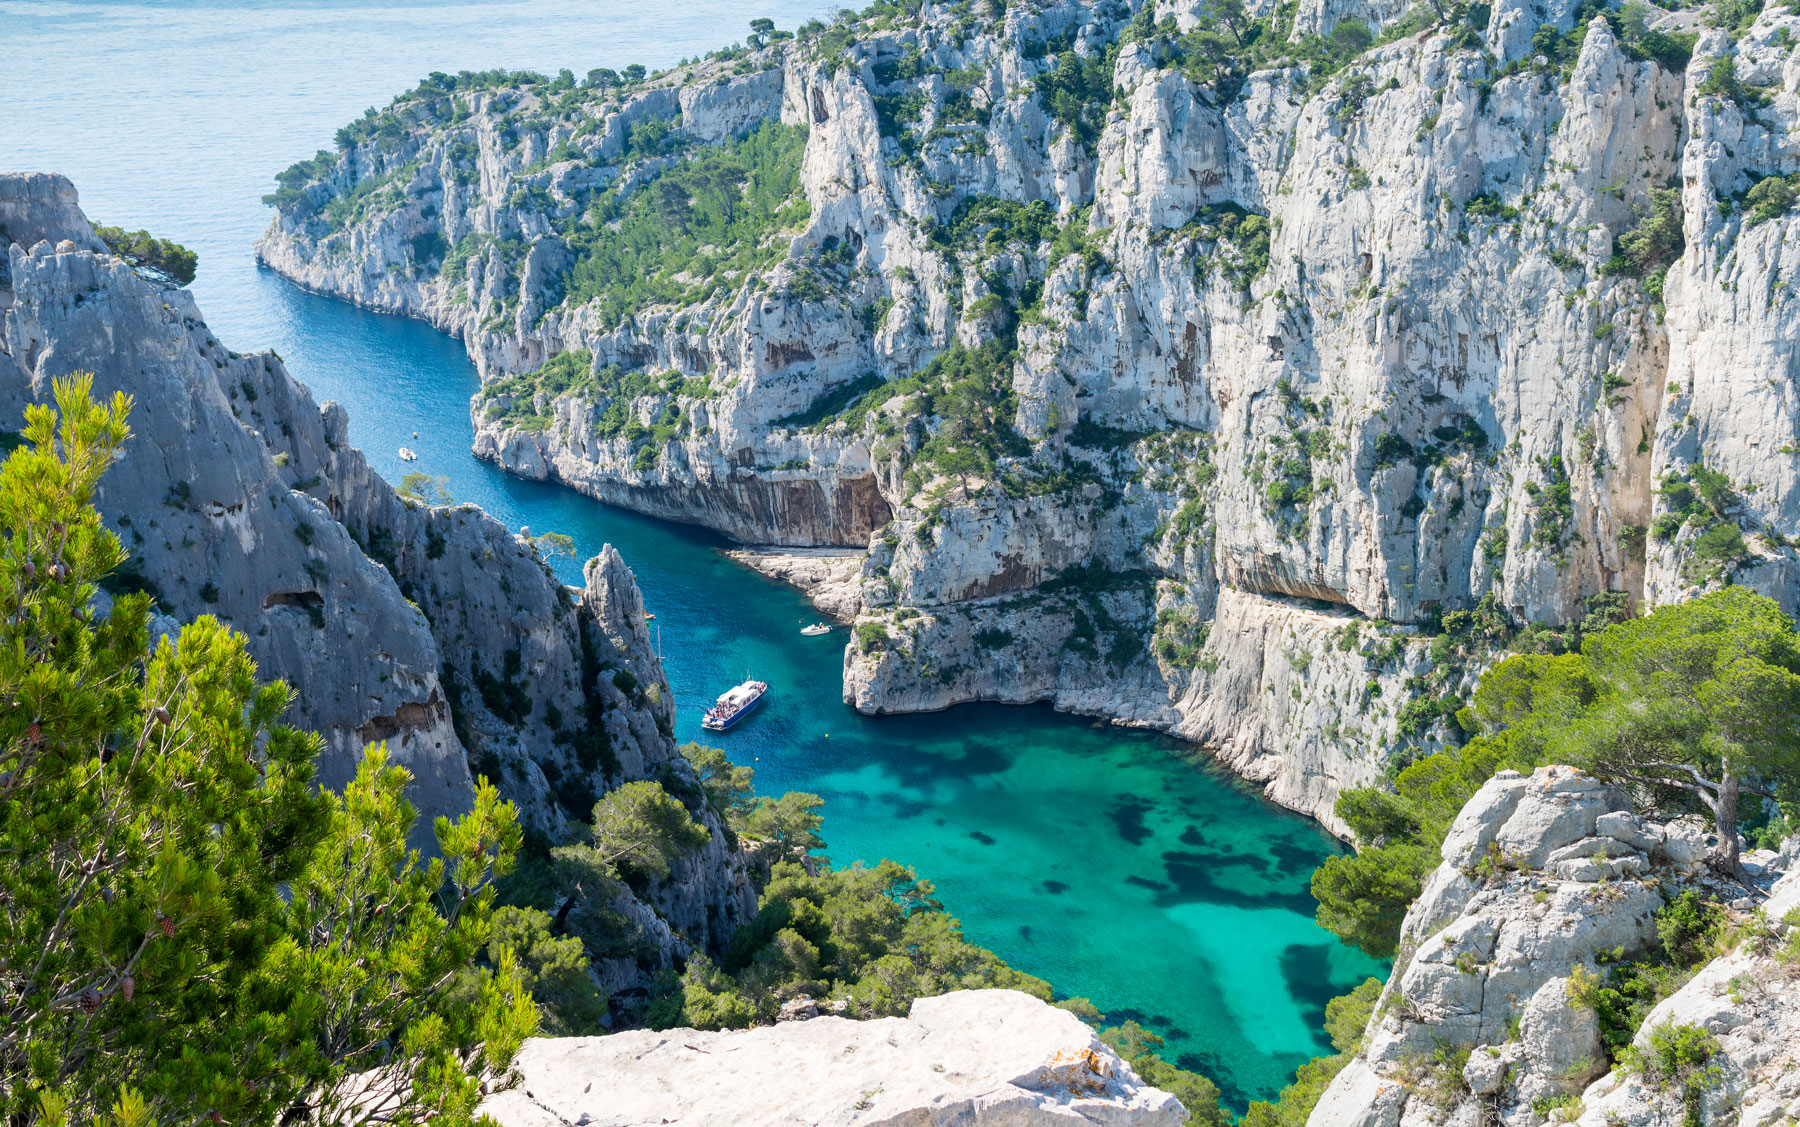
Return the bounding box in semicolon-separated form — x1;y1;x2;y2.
2;0;1385;1105
245;283;1385;1104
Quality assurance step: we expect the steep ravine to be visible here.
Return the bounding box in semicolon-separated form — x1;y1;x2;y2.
0;172;754;998
256;0;1800;828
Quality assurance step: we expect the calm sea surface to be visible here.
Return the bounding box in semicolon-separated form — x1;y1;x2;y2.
0;0;1384;1103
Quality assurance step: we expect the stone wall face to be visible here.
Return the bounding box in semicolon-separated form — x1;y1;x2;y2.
0;172;753;982
255;2;1800;824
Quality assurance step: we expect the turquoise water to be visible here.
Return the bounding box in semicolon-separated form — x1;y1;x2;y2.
1;1;1384;1104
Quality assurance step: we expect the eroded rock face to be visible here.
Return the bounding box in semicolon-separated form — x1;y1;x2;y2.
0;172;752;975
1;181;472;830
481;989;1189;1127
253;0;1800;825
1312;766;1797;1127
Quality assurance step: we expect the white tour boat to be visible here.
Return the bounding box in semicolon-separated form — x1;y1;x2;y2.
701;679;767;732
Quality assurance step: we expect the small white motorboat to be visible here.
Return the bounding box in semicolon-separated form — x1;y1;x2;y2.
398;447;419;461
800;622;831;636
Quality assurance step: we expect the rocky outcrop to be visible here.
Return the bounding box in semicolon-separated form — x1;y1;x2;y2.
726;546;867;619
1569;865;1800;1127
1310;764;1798;1126
481;989;1189;1127
0;172;752;977
1;174;472;831
255;1;1800;823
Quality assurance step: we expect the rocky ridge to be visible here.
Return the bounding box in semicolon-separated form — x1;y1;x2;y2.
1311;763;1800;1127
254;0;1800;826
480;988;1189;1127
0;172;753;988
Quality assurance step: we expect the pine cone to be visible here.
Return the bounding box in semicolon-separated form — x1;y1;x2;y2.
120;974;134;1002
78;989;101;1014
152;707;171;727
159;915;174;938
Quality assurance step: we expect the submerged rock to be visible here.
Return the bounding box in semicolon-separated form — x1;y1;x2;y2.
482;990;1189;1127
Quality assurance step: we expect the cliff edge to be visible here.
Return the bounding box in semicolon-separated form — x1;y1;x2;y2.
0;171;753;990
482;989;1189;1127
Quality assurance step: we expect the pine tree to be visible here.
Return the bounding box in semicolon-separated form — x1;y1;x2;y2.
1476;587;1800;876
0;376;536;1127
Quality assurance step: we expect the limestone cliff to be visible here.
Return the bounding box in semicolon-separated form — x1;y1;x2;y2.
1310;764;1800;1126
256;0;1800;824
481;988;1189;1127
0;172;753;981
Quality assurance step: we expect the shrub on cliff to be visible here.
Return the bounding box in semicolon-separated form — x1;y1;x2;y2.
650;858;1053;1030
1479;586;1800;875
488;906;609;1035
1744;173;1800;227
92;225;197;287
1311;735;1504;957
1099;1022;1229;1126
0;377;535;1127
1600;187;1684;277
1313;587;1800;959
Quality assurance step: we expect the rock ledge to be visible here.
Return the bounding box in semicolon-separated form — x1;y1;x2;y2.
481;989;1188;1127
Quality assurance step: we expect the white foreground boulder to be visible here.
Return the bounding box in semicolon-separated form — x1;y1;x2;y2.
481;989;1188;1127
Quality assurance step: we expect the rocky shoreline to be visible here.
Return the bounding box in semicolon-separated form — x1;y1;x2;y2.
255;0;1800;834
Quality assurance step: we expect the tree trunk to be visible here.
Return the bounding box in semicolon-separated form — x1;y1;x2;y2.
551;892;579;935
1713;771;1742;877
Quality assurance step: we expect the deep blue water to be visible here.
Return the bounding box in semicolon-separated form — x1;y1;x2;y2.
0;0;1383;1104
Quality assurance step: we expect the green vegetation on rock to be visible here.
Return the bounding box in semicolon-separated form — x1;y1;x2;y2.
93;225;198;287
656;858;1052;1029
560;121;811;326
1314;586;1800;964
0;377;534;1127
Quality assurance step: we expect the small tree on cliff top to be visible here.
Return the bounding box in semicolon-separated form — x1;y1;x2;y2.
0;376;535;1127
1476;586;1800;876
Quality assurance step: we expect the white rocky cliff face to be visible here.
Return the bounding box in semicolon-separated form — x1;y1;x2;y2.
0;171;752;985
481;989;1189;1127
252;0;1800;826
1310;763;1800;1127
